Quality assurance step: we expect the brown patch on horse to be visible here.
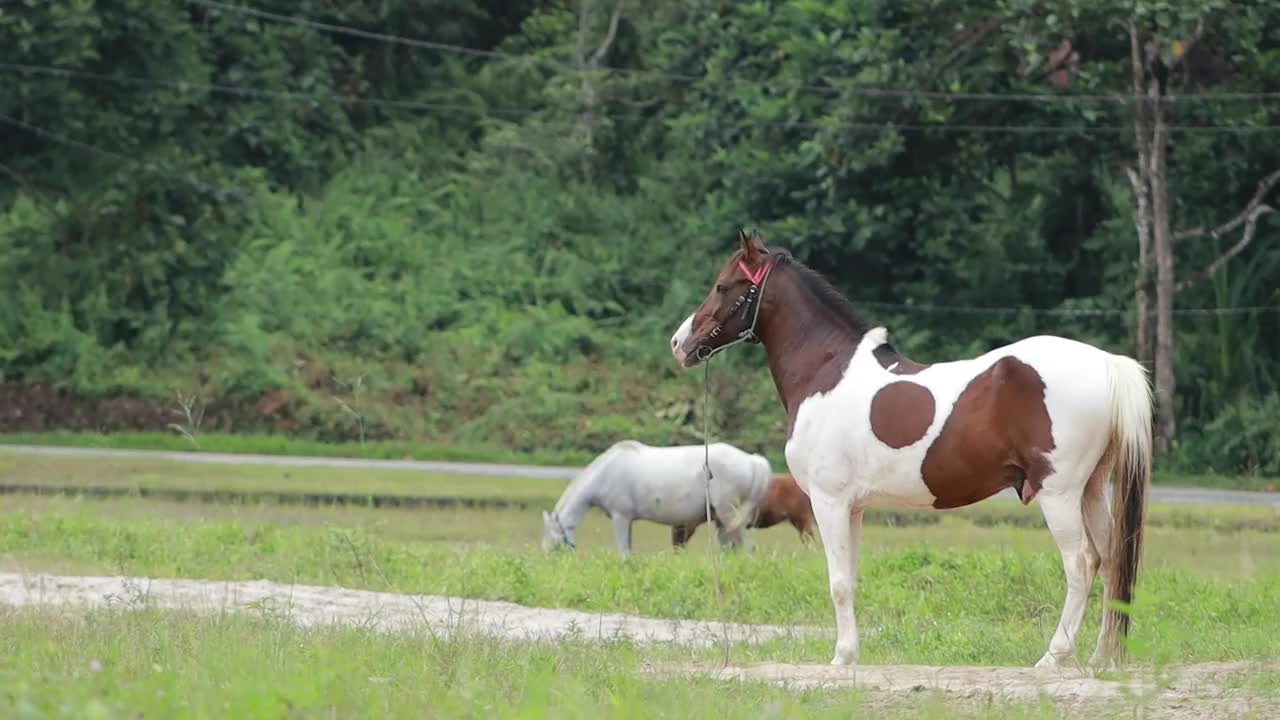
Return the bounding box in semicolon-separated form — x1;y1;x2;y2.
920;356;1056;509
869;382;936;449
872;343;931;375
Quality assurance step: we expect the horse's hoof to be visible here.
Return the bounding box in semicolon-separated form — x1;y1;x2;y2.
830;648;859;666
1034;652;1069;670
1086;654;1115;674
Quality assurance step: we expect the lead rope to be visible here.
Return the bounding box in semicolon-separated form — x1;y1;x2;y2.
702;360;730;667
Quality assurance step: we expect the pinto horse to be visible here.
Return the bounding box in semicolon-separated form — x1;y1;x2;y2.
670;230;1152;669
671;473;816;546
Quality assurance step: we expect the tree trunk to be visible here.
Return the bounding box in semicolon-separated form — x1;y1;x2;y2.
576;0;594;181
1126;23;1156;369
1148;98;1177;451
1125;166;1155;367
574;0;623;182
1127;21;1176;452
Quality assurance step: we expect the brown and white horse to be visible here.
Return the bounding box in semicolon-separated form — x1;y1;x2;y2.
671;472;817;546
670;230;1152;669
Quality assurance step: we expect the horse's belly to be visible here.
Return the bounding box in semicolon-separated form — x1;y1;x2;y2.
634;489;704;524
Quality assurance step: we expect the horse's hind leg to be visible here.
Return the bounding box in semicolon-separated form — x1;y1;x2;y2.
1035;473;1096;669
1083;451;1117;669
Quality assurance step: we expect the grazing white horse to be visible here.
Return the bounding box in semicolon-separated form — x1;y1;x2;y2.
540;440;772;554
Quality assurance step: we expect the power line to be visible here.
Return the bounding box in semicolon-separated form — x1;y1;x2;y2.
7;62;1280;136
0;62;532;118
0;112;244;200
857;300;1280;316
184;0;1280;106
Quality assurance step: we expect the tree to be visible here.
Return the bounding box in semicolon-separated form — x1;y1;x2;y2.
1008;0;1280;451
1121;13;1279;451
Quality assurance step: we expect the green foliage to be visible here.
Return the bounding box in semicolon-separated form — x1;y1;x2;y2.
2;0;1279;473
1173;394;1280;476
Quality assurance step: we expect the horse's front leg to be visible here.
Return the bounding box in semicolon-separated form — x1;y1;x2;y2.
811;493;865;665
715;521;749;551
610;513;633;555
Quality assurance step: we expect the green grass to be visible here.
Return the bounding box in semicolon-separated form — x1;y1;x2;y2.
1;606;1167;720
2;451;1279;537
0;450;565;502
1;504;1277;667
3;490;1279;578
0;431;595;466
3;431;1277;492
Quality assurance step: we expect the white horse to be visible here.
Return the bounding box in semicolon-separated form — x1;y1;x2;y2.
540;440;772;554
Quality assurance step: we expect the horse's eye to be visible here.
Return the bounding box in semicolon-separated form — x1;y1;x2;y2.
715;283;729;294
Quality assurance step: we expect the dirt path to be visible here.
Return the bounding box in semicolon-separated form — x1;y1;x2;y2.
3;571;1273;717
646;660;1277;719
0;571;808;647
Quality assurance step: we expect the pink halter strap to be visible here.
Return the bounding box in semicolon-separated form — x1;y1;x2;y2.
737;259;770;285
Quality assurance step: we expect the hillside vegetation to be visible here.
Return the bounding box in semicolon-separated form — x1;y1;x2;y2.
2;1;1278;474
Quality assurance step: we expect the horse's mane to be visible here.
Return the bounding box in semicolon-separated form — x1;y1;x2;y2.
553;440;641;513
769;249;874;338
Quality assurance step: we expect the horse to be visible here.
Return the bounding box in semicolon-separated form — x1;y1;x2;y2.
670;473;817;546
670;230;1152;670
540;440;772;555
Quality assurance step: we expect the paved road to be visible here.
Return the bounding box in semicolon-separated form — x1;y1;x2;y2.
2;444;1277;506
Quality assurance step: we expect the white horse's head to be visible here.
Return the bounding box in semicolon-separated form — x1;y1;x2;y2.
541;510;575;552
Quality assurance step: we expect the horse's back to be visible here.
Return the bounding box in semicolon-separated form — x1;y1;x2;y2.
788;330;1122;509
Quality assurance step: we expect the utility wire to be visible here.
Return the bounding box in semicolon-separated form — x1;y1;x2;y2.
0;111;244;199
857;300;1280;316
184;0;1280;105
6;62;1280;136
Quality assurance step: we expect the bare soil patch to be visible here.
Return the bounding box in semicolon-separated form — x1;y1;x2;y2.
645;659;1278;719
2;571;1272;717
0;571;807;646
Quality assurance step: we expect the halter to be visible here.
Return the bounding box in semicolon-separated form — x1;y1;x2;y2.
549;511;575;550
696;256;775;361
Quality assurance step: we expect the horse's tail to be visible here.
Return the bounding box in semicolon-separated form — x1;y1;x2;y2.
720;453;771;537
1100;353;1153;660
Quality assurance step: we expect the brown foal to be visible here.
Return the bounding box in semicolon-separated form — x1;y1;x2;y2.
671;472;816;546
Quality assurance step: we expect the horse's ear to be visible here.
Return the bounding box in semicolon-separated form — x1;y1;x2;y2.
739;227;765;263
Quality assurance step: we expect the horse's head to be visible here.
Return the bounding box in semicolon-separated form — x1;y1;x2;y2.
541;510;575;552
671;229;775;367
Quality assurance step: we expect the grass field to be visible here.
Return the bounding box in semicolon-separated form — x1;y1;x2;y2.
1;448;1277;716
3;450;1279;536
15;607;1251;720
2;500;1278;667
0;451;563;502
3;431;1276;491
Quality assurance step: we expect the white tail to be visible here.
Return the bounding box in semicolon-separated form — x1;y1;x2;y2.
720;454;772;537
1101;353;1154;658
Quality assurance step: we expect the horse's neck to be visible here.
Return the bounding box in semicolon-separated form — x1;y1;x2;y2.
757;272;865;426
554;477;598;530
